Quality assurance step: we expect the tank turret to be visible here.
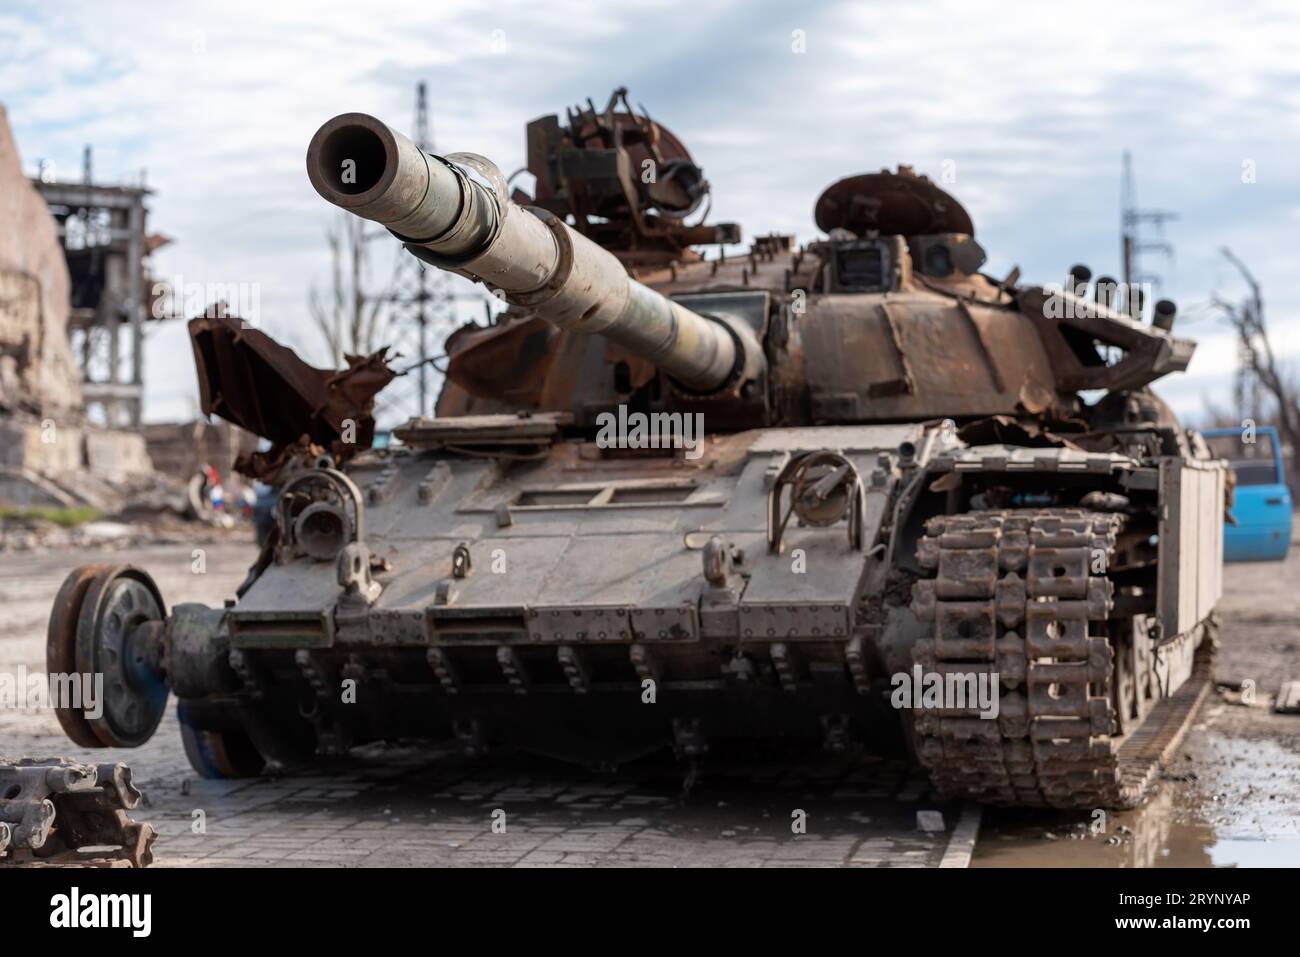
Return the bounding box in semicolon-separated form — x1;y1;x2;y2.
306;112;762;397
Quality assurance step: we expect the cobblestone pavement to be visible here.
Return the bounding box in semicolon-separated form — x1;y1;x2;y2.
12;729;968;867
1;541;970;868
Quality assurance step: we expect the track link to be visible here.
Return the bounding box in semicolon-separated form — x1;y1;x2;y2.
0;758;155;867
910;508;1213;809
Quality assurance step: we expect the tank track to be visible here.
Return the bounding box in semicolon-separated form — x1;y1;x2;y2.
0;758;155;868
909;508;1214;809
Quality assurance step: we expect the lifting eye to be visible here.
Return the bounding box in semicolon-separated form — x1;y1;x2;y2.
451;542;472;579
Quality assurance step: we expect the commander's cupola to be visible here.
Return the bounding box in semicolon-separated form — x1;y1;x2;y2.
809;167;987;293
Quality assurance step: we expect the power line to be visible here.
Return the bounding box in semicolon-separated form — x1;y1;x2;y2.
1120;150;1177;296
375;81;462;423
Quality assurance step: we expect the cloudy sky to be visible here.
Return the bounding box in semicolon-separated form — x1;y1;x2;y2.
3;0;1299;425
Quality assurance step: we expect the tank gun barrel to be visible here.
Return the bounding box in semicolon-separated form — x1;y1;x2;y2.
306;112;751;393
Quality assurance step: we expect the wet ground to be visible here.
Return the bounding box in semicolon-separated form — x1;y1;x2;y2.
974;522;1300;868
2;532;1297;867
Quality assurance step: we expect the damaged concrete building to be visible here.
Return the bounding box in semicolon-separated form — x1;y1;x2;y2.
0;104;154;510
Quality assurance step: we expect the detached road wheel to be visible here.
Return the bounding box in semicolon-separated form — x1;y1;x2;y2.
47;564;112;747
178;700;266;779
47;565;170;748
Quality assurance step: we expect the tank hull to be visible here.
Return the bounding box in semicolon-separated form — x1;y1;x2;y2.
85;418;1222;807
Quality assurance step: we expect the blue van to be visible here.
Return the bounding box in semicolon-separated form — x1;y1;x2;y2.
1202;426;1293;561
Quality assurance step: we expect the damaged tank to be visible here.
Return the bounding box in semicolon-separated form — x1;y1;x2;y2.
45;88;1226;807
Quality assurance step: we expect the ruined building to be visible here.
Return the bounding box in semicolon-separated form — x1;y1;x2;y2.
0;106;82;416
0;105;152;508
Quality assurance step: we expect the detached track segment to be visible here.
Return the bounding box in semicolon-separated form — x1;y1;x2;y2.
1112;646;1212;807
910;508;1214;809
0;759;155;868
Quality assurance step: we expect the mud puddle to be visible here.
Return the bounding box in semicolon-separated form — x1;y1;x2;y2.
973;725;1300;867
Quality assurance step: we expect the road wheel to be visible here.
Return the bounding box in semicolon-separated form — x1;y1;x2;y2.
46;565;112;747
178;700;266;778
74;566;169;747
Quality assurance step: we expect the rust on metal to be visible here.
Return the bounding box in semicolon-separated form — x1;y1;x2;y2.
189;310;395;474
0;758;155;868
814;166;975;237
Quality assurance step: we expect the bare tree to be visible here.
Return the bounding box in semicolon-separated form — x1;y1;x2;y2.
1213;247;1300;487
308;212;401;367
